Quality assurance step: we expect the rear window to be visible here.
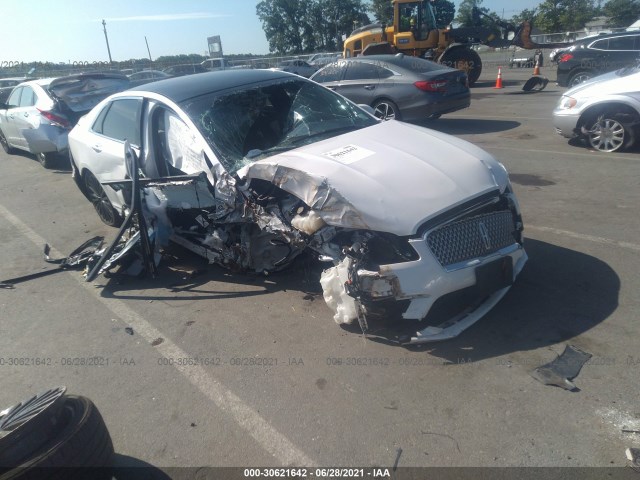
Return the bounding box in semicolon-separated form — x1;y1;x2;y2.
607;36;636;50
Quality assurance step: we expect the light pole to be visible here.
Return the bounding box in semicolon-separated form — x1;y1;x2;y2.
102;19;113;65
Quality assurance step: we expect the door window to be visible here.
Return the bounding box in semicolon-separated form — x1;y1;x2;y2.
607;36;635;51
18;87;36;107
92;98;142;145
7;87;22;107
344;62;382;81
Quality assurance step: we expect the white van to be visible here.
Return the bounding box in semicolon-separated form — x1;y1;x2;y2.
200;58;231;71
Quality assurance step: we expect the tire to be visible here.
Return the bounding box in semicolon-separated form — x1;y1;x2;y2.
584;112;638;153
440;48;482;86
0;396;114;480
568;70;592;88
372;99;401;121
83;171;123;227
0;128;14;154
36;152;56;169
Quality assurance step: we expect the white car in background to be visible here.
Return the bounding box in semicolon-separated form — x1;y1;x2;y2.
0;74;130;167
553;65;640;152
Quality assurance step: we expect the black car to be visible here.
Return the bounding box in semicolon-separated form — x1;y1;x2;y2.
557;32;640;87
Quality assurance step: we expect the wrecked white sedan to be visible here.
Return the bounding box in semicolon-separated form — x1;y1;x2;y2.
68;69;527;344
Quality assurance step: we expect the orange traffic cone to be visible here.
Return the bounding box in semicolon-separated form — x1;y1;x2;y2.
494;67;503;89
533;60;540;75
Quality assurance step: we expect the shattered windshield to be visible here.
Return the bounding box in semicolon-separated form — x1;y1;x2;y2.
180;78;376;174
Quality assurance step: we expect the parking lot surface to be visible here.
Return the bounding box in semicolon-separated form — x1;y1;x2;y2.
1;63;639;475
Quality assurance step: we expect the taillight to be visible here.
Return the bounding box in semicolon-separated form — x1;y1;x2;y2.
559;53;574;63
37;109;70;129
414;80;448;92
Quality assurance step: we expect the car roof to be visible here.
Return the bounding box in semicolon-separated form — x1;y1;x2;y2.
129;69;294;102
18;78;56;88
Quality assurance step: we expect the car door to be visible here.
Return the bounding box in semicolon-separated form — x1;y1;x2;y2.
87;97;143;206
1;87;22;145
11;85;38;149
334;61;382;105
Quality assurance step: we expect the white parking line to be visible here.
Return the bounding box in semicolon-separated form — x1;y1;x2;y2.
527;225;640;252
0;203;316;467
448;114;551;121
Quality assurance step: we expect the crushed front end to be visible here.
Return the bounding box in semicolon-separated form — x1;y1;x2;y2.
319;188;527;344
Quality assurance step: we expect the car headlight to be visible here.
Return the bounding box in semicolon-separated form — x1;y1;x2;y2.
559;96;578;109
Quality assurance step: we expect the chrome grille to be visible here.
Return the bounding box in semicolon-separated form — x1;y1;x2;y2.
426;210;516;266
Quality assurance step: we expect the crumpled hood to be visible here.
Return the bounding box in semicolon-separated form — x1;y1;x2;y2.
239;121;507;236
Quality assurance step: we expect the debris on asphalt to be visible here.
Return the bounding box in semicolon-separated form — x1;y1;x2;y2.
421;431;461;453
522;76;549;92
530;344;592;391
0;236;104;289
626;447;640;471
392;447;402;471
125;327;134;336
151;338;164;346
622;429;640;434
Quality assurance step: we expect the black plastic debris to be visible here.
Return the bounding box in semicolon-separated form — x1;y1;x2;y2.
626;447;640;472
125;327;134;336
531;344;592;391
0;236;104;289
522;76;549;92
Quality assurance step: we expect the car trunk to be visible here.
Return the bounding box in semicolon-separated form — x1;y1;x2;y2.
47;73;131;125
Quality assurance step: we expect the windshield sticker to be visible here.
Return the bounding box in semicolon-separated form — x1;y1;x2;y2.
322;145;374;164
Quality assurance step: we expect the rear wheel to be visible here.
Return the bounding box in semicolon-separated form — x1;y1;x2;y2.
0;129;14;154
372;99;400;121
83;171;123;227
440;48;482;86
568;70;592;88
36;152;56;169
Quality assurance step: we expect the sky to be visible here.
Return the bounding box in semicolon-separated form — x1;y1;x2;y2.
1;0;543;63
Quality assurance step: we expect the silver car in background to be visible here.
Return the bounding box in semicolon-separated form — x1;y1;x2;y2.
0;74;130;167
310;54;470;121
553;65;640;152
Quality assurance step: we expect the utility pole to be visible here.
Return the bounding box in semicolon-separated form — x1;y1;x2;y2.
102;19;113;65
145;36;152;62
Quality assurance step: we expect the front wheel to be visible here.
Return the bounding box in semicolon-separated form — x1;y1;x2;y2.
372;99;401;121
83;170;123;227
440;48;482;86
585;113;637;153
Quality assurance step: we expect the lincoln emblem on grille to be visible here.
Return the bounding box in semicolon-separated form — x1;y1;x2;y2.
478;221;491;250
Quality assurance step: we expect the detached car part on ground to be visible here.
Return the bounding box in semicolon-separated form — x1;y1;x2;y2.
0;387;113;479
553;65;640;152
69;70;527;344
0;73;130;168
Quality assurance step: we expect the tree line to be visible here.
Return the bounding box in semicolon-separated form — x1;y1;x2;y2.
257;0;640;54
